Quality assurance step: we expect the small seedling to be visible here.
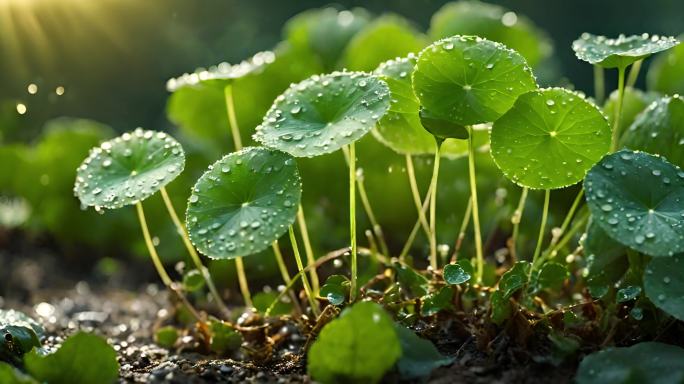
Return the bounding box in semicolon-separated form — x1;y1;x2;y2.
254;71;390;301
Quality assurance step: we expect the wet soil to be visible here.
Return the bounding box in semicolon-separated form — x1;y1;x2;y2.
0;232;576;383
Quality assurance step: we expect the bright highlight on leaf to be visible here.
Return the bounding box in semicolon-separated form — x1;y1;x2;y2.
74;129;185;210
413;35;537;126
572;33;679;69
253;71;390;157
584;150;684;257
491;88;611;189
186;147;301;259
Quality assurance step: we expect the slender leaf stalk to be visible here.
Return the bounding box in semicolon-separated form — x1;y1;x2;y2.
451;198;472;263
405;154;431;238
467;126;485;283
348;142;358;302
399;183;432;262
626;59;643;88
288;226;320;316
428;140;442;270
509;187;529;263
272;240;303;314
297;206;320;293
593;65;605;105
548;189;584;250
531;189;551;275
159;187;229;315
610;66;627;151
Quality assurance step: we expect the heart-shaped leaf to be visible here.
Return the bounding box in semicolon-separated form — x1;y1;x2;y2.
74;129;185;210
253;71;390;157
491;88;611;189
584;150;684;257
576;342;684;384
372;55;489;157
429;1;552;67
530;262;568;293
644;254;684;321
412;35;537;126
307;302;401;384
582;220;628;298
498;261;529;299
443;263;471;285
621;95;684;168
647;36;684;95
166;51;276;91
320;274;350;306
572;33;679;69
186;147;301;259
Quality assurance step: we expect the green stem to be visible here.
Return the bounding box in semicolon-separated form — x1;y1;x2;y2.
610;66;627;151
509;187;529;263
272;240;303;314
357;174;390;257
297;205;319;293
594;65;605;105
135;202;173;287
348;142;358;302
234;257;252;308
626;59;643;88
289;226;320;316
550;189;584;249
223;82;252;307
428;139;442;270
224;83;243;150
405;154;431;238
451;197;472;264
399;182;432;261
159;187;229;315
467;126;485;283
342;146;390;258
544;209;589;264
531;189;551;273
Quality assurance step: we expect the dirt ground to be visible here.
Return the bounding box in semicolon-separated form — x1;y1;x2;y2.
0;232;577;383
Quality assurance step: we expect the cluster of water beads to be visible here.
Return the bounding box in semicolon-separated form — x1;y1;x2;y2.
166;51;276;91
585;150;684;256
74;128;185;210
186;148;301;259
573;33;680;65
253;71;390;157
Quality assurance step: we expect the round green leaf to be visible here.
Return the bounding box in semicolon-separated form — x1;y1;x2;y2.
498;261;529;299
429;1;552;67
413;35;537;126
572;33;679;69
584;150;684;257
320;274;350;306
182;269;205;292
253;71;390;157
491;88;611;189
576;342;684;384
621;95;684;168
74;129;185;210
307;301;401;384
186;147;300;259
343;14;427;71
166;51;276;91
443;263;471;285
372;55;489;157
644;254;684;321
647;36;684;95
531;262;568;292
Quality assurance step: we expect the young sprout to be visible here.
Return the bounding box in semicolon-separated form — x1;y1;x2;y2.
490;88;611;271
572;33;679;150
168;50;302;304
73;129;213;316
584;150;684;257
183;147;318;313
412;35;537;283
254;71;391;301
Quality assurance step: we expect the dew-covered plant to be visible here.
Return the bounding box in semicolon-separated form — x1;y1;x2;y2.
47;2;684;383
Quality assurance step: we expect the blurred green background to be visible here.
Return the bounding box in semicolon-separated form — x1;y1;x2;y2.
1;0;683;292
